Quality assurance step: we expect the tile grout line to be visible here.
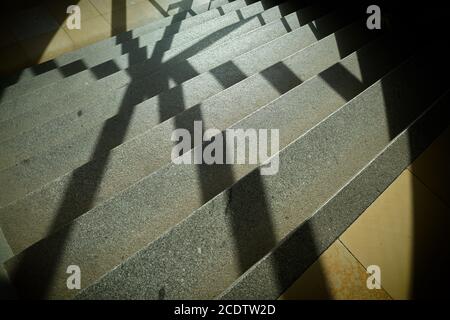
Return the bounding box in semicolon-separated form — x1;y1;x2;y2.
406;166;450;209
337;239;394;300
88;0;104;17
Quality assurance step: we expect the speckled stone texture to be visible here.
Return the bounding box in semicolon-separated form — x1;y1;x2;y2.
6;36;448;299
0;0;300;122
219;93;450;300
1;28;387;258
0;8;332;181
76;54;450;300
0;0;234;88
0;14;372;260
0;0;268;101
0;3;338;168
2;0;449;301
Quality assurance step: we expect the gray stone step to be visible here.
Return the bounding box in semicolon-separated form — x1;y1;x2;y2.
0;1;326;144
219;92;450;301
0;18;380;254
0;9;361;209
0;0;234;88
0;3;339;170
0;0;255;101
0;0;302;122
2;33;423;299
75;51;450;300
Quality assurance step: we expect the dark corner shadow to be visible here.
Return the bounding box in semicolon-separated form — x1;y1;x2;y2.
9;0;280;299
7;0;330;300
368;0;450;299
8;0;128;299
392;2;450;299
8;0;447;301
0;1;83;85
308;0;450;300
166;0;330;299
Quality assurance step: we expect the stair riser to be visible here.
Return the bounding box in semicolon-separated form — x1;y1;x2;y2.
219;92;450;299
76;52;450;300
0;0;299;121
0;12;362;211
0;4;337;170
0;21;382;256
4;33;427;299
0;0;264;101
0;0;233;88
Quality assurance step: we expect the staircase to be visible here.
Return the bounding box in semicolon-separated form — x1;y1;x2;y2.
0;0;449;299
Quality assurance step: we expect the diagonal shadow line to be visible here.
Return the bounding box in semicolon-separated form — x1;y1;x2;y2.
91;0;314;298
214;2;383;299
171;57;305;293
9;0;277;299
15;7;262;240
155;0;310;297
5;0;280;299
226;61;303;291
91;10;268;83
275;1;450;300
9;0;130;299
167;1;197;16
0;0;83;99
9;0;348;300
148;0;170;17
260;61;304;94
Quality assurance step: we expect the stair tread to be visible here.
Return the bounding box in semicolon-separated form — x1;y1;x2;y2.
5;31;433;299
0;2;335;171
76;50;450;300
0;0;234;88
0;0;299;111
0;0;252;99
0;15;376;254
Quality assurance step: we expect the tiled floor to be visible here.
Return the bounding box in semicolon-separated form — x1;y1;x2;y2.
1;0;448;300
279;241;392;300
282;127;450;300
0;0;173;74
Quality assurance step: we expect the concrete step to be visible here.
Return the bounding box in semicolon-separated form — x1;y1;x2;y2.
0;0;305;122
76;51;450;300
2;32;426;299
0;1;329;144
219;89;450;301
0;9;361;210
0;0;257;101
0;18;381;255
0;3;339;170
0;0;234;88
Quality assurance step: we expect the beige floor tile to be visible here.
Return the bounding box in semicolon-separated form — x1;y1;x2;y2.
90;0;145;14
408;126;450;206
64;15;111;49
20;28;75;64
340;169;450;299
102;1;162;33
0;44;31;76
45;0;102;24
279;241;391;300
